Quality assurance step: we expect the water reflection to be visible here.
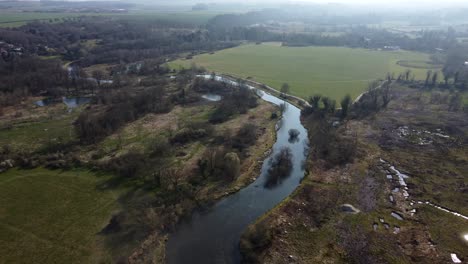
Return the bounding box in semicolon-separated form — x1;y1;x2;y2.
201;93;222;102
264;147;294;189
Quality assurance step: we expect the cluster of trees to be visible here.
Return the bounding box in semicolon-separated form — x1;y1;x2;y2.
209;82;258;123
301;92;362;167
351;81;391;118
191;77;229;93
196;122;258;181
303;94;338;117
197;148;241;181
75;86;172;143
306;114;357;168
0;56;69;106
441;46;468;90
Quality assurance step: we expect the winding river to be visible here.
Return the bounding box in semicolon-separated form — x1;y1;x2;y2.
166;76;310;264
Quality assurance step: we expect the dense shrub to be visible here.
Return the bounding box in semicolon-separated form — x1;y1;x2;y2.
148;136;170;157
105;150;147;178
232;123;258;151
209;85;258;123
171;128;208;144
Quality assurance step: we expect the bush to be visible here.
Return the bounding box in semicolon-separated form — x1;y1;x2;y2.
148;136;170;157
209;103;236;123
240;222;273;263
171;128;208;144
197;147;226;179
224;152;240;180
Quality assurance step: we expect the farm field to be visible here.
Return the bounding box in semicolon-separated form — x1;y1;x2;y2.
0;12;101;27
171;43;439;101
124;10;221;25
0;168;119;264
0;10;219;27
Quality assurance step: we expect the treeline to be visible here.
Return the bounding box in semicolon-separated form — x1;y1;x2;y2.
207;9;458;52
207;8;381;29
208;24;458;52
443;45;468;85
0;17;239;65
0;56;69;106
0;16;242;105
301;80;393;167
392;69;467;112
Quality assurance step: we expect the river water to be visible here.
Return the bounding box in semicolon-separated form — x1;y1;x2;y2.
166;76;309;264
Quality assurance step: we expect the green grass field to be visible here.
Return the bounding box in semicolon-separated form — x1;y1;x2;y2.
171;43;438;101
0;12;97;27
0;168;119;263
0;10;219;28
0;112;78;152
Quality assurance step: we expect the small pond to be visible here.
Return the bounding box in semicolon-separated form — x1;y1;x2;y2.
35;97;91;109
201;93;222;102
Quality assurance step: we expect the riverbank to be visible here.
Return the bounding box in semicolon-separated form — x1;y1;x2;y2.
240;84;468;263
165;75;309;264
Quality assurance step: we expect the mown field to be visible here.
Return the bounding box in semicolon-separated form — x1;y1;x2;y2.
0;168;119;264
171;43;438;101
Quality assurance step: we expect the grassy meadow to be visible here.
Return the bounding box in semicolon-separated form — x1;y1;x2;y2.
171;43;438;101
0;168;119;263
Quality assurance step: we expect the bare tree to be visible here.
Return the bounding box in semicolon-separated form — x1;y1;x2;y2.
280;83;290;96
92;70;105;89
431;71;438;87
405;69;411;81
309;95;322;110
224;152;240;180
425;70;432;88
340;94;352;119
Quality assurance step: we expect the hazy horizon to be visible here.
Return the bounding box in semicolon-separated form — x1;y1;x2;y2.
9;0;468;9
